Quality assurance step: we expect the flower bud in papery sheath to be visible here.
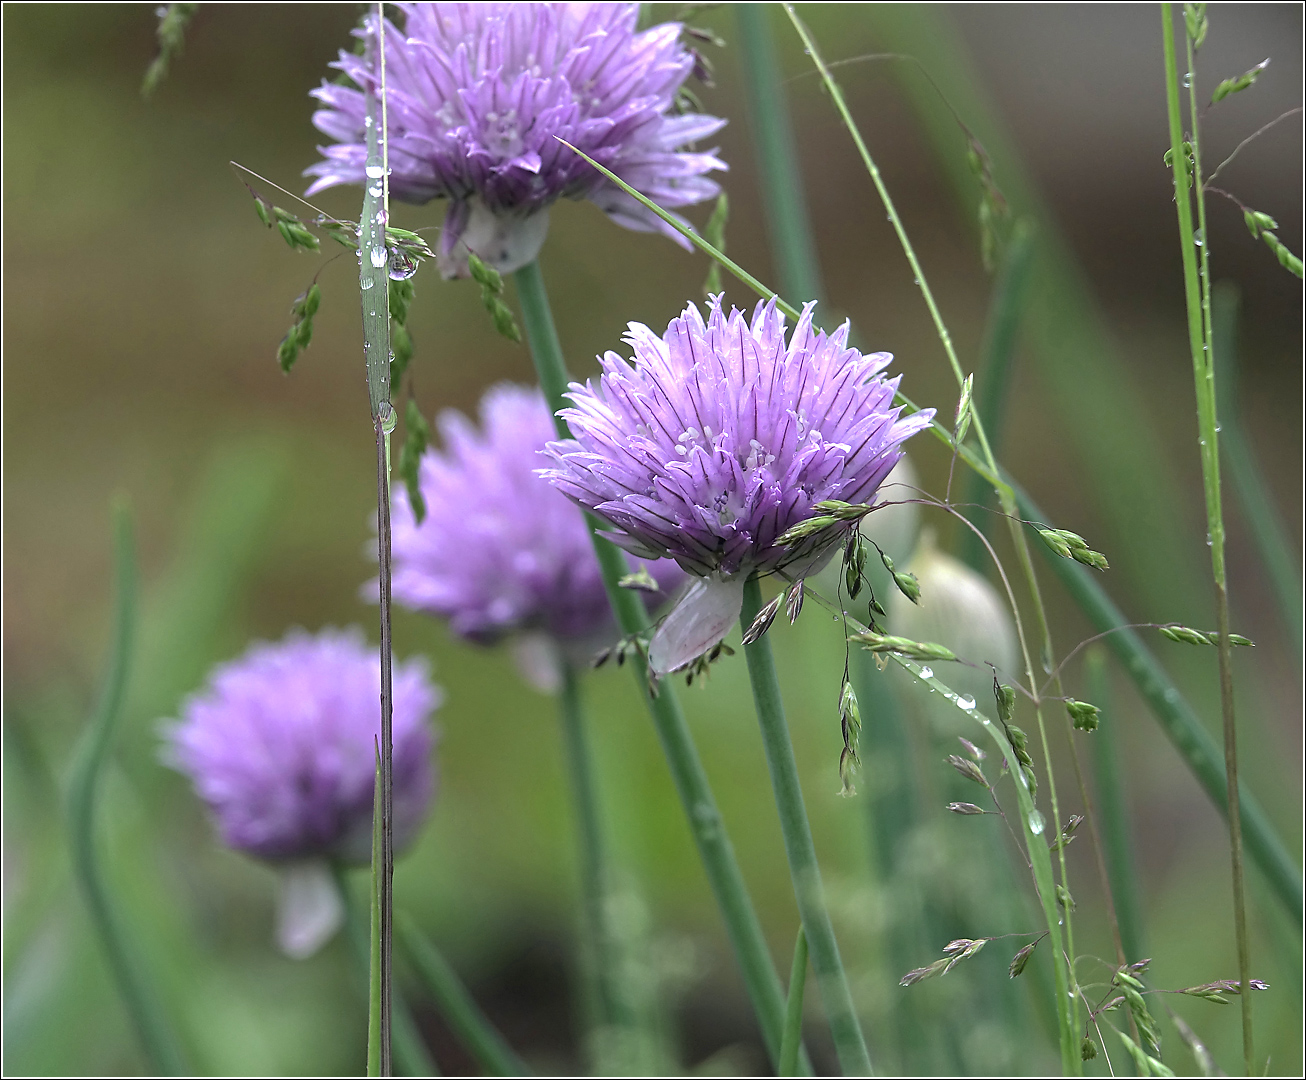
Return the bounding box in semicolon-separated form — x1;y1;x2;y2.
162;628;440;956
540;296;934;674
389;384;681;688
889;529;1019;706
306;4;726;277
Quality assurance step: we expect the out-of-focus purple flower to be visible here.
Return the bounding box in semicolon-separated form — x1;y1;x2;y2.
540;297;934;673
164;627;439;866
391;383;680;683
306;3;726;277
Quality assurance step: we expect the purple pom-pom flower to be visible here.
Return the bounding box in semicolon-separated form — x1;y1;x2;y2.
540;297;935;674
163;627;440;957
391;382;681;689
306;3;726;277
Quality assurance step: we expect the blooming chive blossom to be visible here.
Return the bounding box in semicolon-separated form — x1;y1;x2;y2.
306;3;726;277
391;383;681;683
165;628;439;866
541;297;934;673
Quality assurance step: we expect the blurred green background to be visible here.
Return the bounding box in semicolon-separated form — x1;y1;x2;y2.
3;3;1301;1075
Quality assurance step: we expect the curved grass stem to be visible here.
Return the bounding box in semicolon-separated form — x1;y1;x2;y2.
512;258;808;1075
740;576;872;1076
67;501;190;1077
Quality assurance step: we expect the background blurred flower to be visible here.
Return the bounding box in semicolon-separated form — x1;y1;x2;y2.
391;382;681;688
306;3;726;276
888;528;1021;709
541;296;933;673
163;627;440;956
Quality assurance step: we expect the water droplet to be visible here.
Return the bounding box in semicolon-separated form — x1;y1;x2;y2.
360;277;375;290
368;184;383;198
378;401;398;433
957;694;976;711
370;246;388;268
1027;809;1046;835
365;164;385;179
388;250;418;280
1194;228;1204;247
918;665;933;680
1182;72;1192;88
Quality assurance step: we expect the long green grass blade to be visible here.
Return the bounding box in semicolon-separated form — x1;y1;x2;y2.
779;927;809;1077
1085;647;1147;965
960;223;1036;569
398;914;529;1077
67;500;189;1076
1014;481;1302;925
735;3;825;306
334;864;439;1077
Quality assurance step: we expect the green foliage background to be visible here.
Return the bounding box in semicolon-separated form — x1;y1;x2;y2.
3;4;1301;1075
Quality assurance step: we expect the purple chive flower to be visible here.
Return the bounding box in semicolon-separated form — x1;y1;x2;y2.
391;383;680;684
306;3;726;277
165;627;439;866
540;297;935;673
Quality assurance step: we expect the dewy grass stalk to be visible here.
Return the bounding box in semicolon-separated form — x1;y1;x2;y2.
1162;7;1253;1070
782;6;1084;1066
359;7;396;1072
68;502;189;1077
740;576;873;1076
512;258;806;1075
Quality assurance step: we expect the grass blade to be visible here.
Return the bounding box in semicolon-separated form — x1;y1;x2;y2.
779;927;808;1077
397;914;530;1077
67;500;189;1075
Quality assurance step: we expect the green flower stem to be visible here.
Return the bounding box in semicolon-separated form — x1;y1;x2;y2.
512;258;806;1074
67;501;189;1076
1164;13;1252;1067
334;865;439;1078
1213;283;1303;661
1084;648;1147;966
398;914;530;1077
1013;478;1302;923
779;927;809;1077
557;660;635;1064
735;3;825;306
740;575;872;1077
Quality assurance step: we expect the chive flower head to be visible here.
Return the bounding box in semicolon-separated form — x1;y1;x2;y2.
164;627;439;865
391;383;681;658
307;3;726;276
540;297;933;672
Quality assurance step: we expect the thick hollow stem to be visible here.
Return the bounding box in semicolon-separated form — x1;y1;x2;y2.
512;259;805;1073
740;575;872;1076
1163;9;1252;1071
